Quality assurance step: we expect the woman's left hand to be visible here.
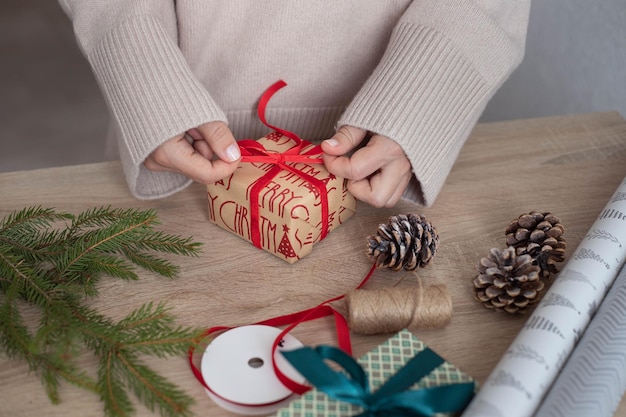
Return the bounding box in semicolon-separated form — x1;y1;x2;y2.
321;125;413;208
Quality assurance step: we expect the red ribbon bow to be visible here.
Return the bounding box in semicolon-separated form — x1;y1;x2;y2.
238;80;329;250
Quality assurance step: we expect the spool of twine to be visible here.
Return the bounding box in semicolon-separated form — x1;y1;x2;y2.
345;285;452;335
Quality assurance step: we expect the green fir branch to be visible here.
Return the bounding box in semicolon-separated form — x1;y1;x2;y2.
0;293;32;360
115;303;203;358
0;206;204;417
120;249;179;278
55;217;155;281
123;230;202;257
117;302;174;333
117;351;194;417
38;351;99;404
70;206;142;231
0;206;71;260
88;255;140;281
100;350;136;417
0;206;71;242
0;244;54;307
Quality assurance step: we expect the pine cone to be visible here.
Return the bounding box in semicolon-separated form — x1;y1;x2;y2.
505;211;566;279
366;213;439;271
473;246;544;314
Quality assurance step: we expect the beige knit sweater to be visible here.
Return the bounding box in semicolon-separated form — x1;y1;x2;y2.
59;0;530;206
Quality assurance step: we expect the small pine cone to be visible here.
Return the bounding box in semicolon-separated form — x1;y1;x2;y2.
505;211;566;279
366;213;439;271
473;246;544;314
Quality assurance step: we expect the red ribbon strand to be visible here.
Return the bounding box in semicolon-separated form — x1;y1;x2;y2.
188;263;378;407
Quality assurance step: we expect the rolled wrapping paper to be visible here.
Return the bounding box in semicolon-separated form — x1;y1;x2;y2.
534;260;626;417
463;177;626;417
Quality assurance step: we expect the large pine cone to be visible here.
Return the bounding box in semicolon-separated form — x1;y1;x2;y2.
473;246;544;314
367;213;439;271
505;211;566;279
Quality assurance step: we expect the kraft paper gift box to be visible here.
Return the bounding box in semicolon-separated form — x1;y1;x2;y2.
206;132;357;263
274;329;476;417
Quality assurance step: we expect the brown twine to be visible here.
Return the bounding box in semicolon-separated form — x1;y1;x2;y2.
344;285;452;335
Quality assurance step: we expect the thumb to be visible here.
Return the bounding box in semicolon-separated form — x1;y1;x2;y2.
195;121;241;162
321;125;367;156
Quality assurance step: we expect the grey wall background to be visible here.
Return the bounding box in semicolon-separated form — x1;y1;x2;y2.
0;0;625;173
482;0;626;122
0;0;110;173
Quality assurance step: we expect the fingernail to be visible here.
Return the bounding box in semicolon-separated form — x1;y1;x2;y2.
324;139;339;146
225;144;241;161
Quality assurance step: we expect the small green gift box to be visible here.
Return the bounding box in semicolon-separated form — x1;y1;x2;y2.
274;329;476;417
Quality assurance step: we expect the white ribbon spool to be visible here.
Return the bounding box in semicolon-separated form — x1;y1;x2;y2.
200;325;306;415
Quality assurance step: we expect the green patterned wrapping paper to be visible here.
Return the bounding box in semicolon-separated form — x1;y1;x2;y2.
273;329;475;417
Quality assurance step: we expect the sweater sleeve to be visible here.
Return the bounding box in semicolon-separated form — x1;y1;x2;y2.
338;0;531;207
58;0;227;199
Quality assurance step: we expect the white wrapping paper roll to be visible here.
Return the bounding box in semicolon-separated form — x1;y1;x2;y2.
463;177;626;417
201;325;305;415
533;260;626;417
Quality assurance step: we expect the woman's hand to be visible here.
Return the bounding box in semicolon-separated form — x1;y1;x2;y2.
144;121;241;184
321;126;412;208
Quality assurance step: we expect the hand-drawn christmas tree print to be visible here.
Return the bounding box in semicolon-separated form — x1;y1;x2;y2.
586;229;622;247
558;269;596;290
277;224;299;260
599;208;626;221
507;344;549;370
611;191;626;203
523;315;566;339
491;370;532;399
542;293;580;314
574;248;610;269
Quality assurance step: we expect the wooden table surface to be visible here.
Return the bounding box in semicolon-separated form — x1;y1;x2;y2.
2;112;626;417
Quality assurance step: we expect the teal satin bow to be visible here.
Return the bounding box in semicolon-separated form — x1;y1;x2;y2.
281;345;475;417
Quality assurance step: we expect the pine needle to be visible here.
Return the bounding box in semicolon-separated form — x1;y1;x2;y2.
0;206;204;417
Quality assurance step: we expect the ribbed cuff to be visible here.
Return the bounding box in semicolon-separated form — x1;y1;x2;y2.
88;15;227;199
339;23;490;206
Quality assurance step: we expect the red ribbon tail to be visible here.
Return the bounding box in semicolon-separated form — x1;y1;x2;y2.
257;80;301;142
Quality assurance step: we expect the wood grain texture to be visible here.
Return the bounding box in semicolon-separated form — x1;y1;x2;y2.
1;112;626;417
